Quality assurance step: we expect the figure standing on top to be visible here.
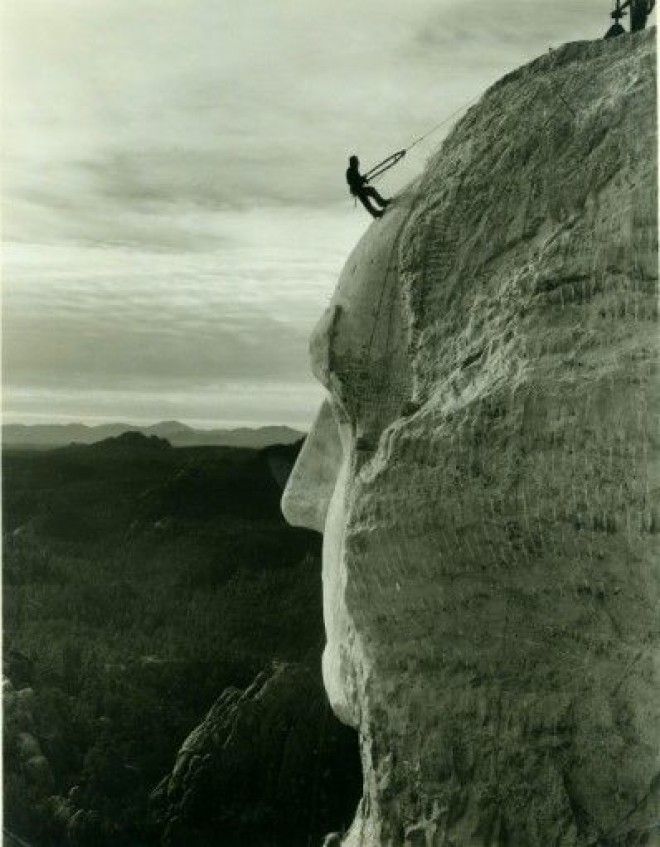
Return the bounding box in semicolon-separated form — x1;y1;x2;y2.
629;0;655;30
346;155;391;219
605;0;655;37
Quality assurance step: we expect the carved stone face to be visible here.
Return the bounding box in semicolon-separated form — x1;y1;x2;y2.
282;33;658;846
282;190;415;725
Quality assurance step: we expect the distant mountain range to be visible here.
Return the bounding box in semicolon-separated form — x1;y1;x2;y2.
2;421;305;450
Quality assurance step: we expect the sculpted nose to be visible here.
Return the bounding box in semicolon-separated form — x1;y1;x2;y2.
281;399;343;533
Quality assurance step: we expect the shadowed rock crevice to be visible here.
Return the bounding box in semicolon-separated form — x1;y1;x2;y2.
151;663;362;847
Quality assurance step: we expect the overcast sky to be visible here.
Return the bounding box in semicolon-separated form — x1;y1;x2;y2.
2;0;644;430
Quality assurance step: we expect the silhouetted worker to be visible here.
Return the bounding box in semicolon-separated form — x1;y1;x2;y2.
346;155;390;219
629;0;655;30
606;0;655;36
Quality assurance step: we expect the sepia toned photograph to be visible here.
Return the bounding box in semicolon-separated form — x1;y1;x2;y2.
2;2;658;845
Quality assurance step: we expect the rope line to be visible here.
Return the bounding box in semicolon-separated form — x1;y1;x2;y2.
363;61;602;373
365;220;404;355
407;90;483;153
365;89;484;185
365;46;582;189
361;90;486;362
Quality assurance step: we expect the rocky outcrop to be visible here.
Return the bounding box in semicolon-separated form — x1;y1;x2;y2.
151;662;361;846
283;31;658;846
3;679;55;797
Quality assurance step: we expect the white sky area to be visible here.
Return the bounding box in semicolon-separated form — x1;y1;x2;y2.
2;0;651;429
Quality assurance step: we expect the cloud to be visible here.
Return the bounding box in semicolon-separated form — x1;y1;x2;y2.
3;0;644;426
4;381;325;430
2;207;359;426
3;0;623;234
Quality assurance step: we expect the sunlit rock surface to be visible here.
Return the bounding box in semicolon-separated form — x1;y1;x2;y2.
283;30;658;846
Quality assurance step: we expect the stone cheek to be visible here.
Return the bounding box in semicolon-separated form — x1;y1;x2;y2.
333;31;658;847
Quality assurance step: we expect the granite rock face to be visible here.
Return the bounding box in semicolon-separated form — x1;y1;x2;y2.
283;31;658;846
151;662;361;846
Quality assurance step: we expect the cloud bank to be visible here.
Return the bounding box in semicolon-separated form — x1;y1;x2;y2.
2;0;638;427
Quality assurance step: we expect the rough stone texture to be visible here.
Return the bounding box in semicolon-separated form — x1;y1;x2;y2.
283;31;658;847
150;662;361;846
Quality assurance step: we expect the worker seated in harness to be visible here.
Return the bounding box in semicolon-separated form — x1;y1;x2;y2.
346;155;391;219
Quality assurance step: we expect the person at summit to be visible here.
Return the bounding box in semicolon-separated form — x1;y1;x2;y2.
346;155;391;219
605;0;655;36
629;0;655;30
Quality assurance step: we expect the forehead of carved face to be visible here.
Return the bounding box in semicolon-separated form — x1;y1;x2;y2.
309;196;417;452
281;187;417;724
281;183;420;543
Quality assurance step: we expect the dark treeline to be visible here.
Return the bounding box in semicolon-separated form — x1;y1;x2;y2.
3;434;360;847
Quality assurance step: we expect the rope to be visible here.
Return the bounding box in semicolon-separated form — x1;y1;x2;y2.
364;224;401;356
407;89;483;153
360;173;429;441
364;150;407;181
364;52;581;190
362;63;591;376
364;88;484;185
360;91;485;372
361;36;586;193
361;88;486;359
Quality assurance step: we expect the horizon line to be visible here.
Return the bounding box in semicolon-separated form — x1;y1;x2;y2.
2;416;308;433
